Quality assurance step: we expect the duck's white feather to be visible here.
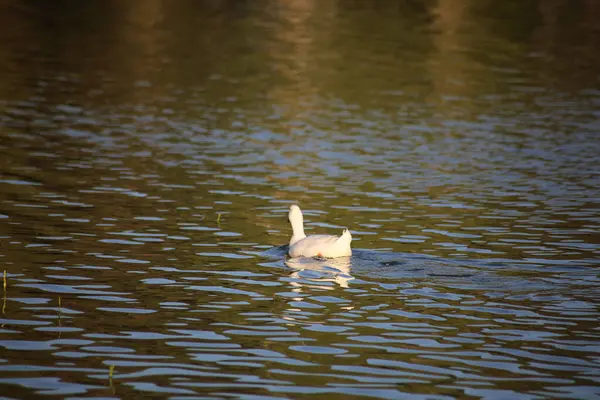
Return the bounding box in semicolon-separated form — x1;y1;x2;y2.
287;205;352;258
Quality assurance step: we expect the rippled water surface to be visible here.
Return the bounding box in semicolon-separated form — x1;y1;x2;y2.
1;1;600;398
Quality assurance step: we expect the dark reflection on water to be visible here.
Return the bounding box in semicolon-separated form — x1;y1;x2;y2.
1;0;600;398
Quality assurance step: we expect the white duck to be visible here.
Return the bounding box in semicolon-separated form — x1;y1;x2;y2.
287;204;352;258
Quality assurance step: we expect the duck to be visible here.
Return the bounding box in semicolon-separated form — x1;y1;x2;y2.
287;204;352;258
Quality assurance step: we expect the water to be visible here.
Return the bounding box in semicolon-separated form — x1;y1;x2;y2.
1;1;600;398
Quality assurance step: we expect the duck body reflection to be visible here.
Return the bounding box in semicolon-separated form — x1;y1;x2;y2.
285;255;355;288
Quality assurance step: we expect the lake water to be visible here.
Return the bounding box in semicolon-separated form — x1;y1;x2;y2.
1;1;600;399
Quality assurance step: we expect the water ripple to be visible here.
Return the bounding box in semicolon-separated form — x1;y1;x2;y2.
1;2;599;398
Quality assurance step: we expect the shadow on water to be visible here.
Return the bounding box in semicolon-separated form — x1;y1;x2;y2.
262;246;562;292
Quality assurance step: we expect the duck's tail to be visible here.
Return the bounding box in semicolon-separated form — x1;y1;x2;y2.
339;228;352;242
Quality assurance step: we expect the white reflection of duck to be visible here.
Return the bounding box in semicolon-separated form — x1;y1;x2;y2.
288;205;352;258
286;256;354;288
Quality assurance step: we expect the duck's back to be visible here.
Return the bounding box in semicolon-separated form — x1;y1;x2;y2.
289;230;352;258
